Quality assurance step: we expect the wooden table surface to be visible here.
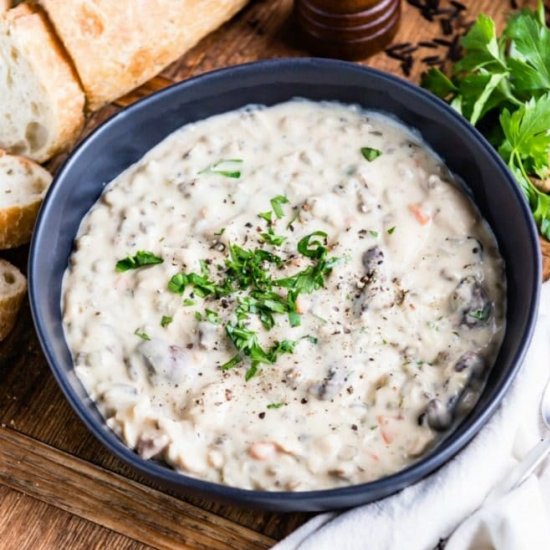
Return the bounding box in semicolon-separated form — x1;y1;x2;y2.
1;1;547;549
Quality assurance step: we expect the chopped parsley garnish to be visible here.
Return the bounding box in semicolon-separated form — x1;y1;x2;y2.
222;321;298;380
163;199;341;380
183;298;196;306
199;259;210;277
245;364;258;381
267;402;285;409
204;309;221;324
225;244;282;291
274;232;340;327
160;316;173;327
361;147;382;162
224;322;271;367
467;307;491;322
260;227;286;246
195;309;220;324
387;226;396;235
134;329;151;341
237;291;290;330
274;256;338;295
168;271;230;298
116;251;163;272
221;321;297;381
302;335;318;344
270;195;289;219
220;355;241;371
297;231;327;258
259;210;273;223
259;195;290;224
369;230;379;238
199;159;243;178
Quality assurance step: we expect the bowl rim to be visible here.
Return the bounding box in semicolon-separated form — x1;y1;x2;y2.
28;57;542;505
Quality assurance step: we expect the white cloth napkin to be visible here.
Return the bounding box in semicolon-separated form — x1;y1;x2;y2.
275;282;550;550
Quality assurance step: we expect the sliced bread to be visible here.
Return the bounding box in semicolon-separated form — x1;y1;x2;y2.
0;258;26;341
38;0;249;110
0;150;52;249
0;3;85;162
0;1;10;13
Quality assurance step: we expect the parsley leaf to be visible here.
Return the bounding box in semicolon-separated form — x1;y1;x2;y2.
499;94;550;178
467;307;491;322
116;251;163;272
420;69;457;98
504;3;550;97
168;273;187;294
422;1;550;241
160;315;173;327
223;321;298;380
361;147;382;162
499;94;550;238
260;227;287;246
225;244;281;290
134;328;151;340
259;210;273;223
274;232;340;326
204;309;221;324
297;231;328;259
270;195;289;219
267;402;285;409
199;159;243;178
455;14;507;74
168;271;230;298
221;354;241;371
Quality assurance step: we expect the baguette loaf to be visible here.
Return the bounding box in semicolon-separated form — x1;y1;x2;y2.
0;4;85;162
0;259;26;341
38;0;249;111
0;150;52;249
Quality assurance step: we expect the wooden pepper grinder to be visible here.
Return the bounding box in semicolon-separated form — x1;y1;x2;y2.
295;0;401;60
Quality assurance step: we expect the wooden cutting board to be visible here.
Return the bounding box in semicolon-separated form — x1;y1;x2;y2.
0;1;547;549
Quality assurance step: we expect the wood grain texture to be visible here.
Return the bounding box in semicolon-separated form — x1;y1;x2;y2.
0;1;546;548
0;428;275;550
0;486;151;550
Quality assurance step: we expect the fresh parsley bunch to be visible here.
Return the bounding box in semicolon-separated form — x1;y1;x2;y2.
422;1;550;240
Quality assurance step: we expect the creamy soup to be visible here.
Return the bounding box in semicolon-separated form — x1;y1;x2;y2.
62;100;506;491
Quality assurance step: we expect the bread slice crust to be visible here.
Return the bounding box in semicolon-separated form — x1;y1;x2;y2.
38;0;248;110
0;150;52;249
0;258;26;341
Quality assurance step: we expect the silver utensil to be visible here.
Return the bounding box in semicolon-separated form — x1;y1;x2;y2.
486;379;550;501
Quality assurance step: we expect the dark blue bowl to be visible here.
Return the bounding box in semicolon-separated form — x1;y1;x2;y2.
29;59;541;511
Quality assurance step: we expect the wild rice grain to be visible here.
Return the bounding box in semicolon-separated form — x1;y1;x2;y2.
386;42;413;52
440;18;453;35
422;55;441;63
450;0;466;11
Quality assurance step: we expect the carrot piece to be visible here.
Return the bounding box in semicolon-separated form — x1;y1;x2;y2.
248;441;278;460
367;450;380;462
377;415;394;445
408;203;431;225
